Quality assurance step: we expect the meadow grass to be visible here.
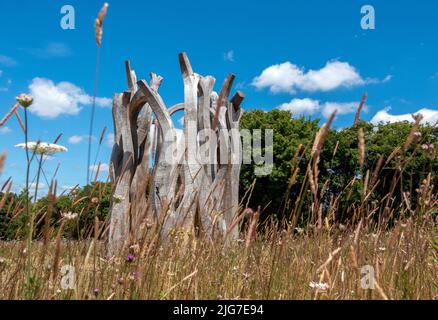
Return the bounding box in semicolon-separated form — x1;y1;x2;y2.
0;106;437;300
0;215;436;300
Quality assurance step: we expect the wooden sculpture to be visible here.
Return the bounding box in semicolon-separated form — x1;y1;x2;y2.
108;53;244;254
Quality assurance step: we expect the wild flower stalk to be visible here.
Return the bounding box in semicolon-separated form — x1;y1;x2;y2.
87;3;109;185
15;138;67;296
18;142;67;201
27;134;64;189
15;94;33;286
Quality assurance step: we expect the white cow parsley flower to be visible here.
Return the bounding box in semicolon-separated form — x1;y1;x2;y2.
15;142;68;155
309;281;330;291
61;212;78;220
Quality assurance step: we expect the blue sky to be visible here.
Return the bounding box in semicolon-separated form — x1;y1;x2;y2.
0;0;437;194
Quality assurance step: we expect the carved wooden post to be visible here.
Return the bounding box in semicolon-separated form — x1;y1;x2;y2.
108;53;244;255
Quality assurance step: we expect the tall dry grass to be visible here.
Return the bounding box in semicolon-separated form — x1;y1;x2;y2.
0;108;436;300
0;216;436;300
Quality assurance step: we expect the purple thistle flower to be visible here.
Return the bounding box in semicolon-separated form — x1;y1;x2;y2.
94;288;100;297
127;254;135;262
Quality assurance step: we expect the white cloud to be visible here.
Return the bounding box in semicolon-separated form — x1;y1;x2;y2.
68;135;96;145
28;78;112;119
278;98;320;115
30;182;47;188
106;133;115;148
61;185;76;192
382;75;393;83
278;98;363;118
68;135;95;145
299;61;365;92
0;54;17;67
90;163;110;174
23;182;47;191
68;135;84;144
0;126;11;134
224;50;234;62
321;102;360;118
253;62;303;94
253;60;389;94
20;183;48;199
0;71;11;92
371;108;438;125
28;42;72;59
235;82;246;90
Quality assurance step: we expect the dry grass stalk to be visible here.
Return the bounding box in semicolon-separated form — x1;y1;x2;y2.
99;127;107;145
358;128;365;170
0;214;436;299
403;113;423;152
316;247;342;273
94;3;109;46
311;111;336;160
245;206;260;249
53;133;63;144
349;245;359;269
14;110;26;134
0;180;12;212
332;140;340;158
353;92;368;126
51;221;65;283
375;281;389;300
370;154;384;187
385;146;401;167
0;103;19;126
0;150;6;174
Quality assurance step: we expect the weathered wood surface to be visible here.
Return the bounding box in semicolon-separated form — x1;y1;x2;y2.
108;53;244;255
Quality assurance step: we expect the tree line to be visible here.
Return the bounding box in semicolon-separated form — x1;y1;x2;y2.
1;109;437;239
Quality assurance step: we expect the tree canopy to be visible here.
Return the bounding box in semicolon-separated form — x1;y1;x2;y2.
240;109;437;222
